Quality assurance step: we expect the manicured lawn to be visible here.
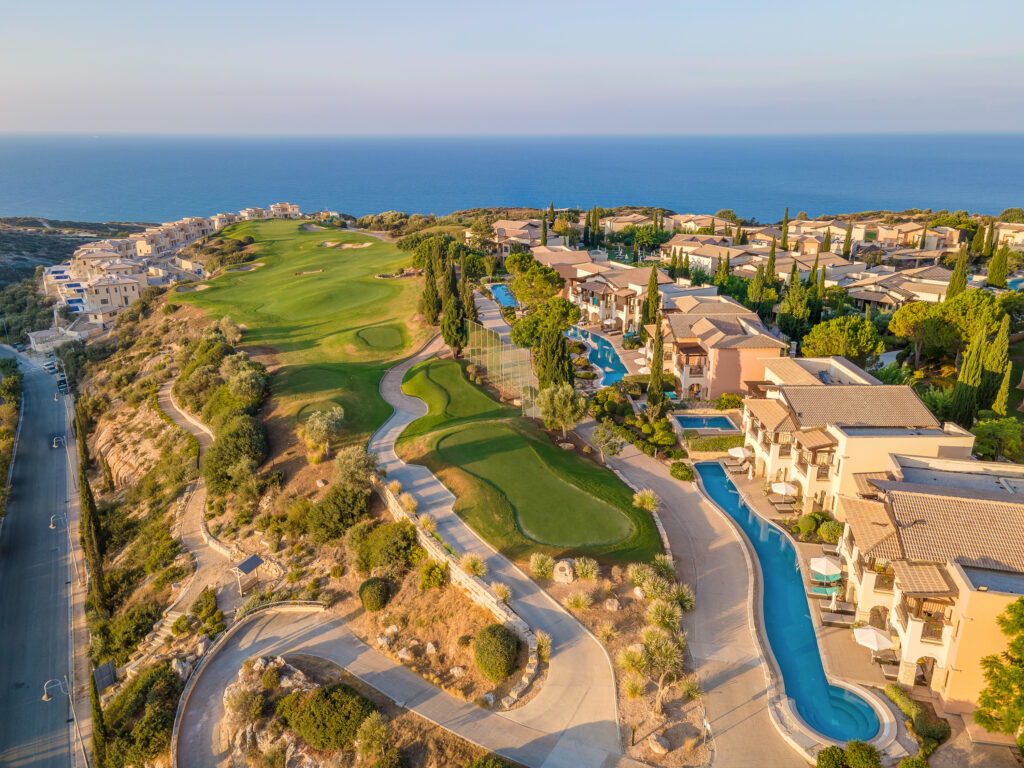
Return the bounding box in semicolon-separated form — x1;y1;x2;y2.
397;358;661;563
173;220;429;443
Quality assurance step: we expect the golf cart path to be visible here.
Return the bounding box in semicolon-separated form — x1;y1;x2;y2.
369;335;633;765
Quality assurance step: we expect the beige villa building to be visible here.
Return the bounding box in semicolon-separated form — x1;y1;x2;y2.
740;357;974;513
837;454;1024;716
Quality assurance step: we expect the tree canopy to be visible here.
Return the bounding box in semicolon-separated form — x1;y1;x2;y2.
800;315;884;368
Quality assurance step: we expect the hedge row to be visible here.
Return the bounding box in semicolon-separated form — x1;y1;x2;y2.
884;684;951;743
686;434;745;452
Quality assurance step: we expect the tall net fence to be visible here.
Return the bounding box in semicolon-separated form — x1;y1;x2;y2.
465;320;539;417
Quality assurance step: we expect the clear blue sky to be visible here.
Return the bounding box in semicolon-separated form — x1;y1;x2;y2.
2;0;1021;135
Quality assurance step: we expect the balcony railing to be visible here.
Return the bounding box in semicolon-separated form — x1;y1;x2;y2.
778;444;792;457
921;620;947;644
852;557;864;581
895;601;909;631
874;571;895;593
688;365;705;377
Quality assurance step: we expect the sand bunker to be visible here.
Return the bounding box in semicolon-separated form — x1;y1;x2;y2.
176;283;211;293
301;223;326;231
295;269;325;276
320;241;339;247
226;262;265;272
338;242;371;249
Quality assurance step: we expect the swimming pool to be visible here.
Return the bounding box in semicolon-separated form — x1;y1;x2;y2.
1009;277;1024;291
674;414;737;430
489;284;518;308
695;462;880;742
565;326;628;385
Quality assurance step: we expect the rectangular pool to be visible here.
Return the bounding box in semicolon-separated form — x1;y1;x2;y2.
674;414;737;431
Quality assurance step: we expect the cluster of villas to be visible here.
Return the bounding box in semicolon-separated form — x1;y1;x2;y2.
34;203;301;349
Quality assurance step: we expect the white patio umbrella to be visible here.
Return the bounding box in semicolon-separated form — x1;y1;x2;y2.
809;556;842;579
853;625;894;653
771;481;799;501
728;446;753;460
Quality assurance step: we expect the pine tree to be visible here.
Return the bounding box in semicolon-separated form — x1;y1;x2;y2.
440;293;467;356
946;245;968;301
421;257;440;325
980;315;1010;408
988;245;1009;288
984;221;996;258
541;216;548;246
842;220;853;257
951;327;986;428
647;314;665;418
822;230;832;253
90;672;107;768
780;207;790;250
992;361;1012;416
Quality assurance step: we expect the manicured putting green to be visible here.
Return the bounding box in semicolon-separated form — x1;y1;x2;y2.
437;422;632;546
356;324;405;350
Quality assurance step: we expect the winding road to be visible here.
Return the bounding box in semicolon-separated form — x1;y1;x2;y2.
175;339;642;768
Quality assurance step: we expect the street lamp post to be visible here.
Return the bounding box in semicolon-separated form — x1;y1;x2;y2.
50;511;83;585
41;675;90;768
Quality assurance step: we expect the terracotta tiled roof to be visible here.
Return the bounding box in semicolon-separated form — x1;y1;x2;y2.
762;358;824;386
793;429;836;450
743;397;797;432
892;561;956;596
852;472;889;497
779;385;938;429
839;497;903;559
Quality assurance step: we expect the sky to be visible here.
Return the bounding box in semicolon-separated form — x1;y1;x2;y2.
2;0;1022;136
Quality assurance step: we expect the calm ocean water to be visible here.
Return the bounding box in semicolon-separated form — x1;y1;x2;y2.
0;134;1021;224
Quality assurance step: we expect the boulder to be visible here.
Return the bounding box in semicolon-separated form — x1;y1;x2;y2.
450;666;466;678
376;634;391;648
633;586;645;599
558;442;574;451
501;695;516;709
316;478;328;488
553;559;575;584
385;625;400;636
397;647;412;662
425;641;438;655
196;636;211;656
648;733;671;755
171;658;192;680
610;565;623;583
604;598;621;612
479;692;496;708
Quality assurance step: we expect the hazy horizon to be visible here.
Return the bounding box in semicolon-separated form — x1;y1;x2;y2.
3;0;1021;136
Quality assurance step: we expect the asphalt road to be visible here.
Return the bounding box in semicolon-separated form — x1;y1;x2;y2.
0;350;74;768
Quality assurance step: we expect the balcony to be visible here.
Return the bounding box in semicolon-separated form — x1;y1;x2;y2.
895;601;909;631
687;365;705;377
852;557;864;582
874;570;895;593
778;444;792;457
921;619;948;645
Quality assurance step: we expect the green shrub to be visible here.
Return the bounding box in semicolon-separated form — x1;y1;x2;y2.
171;615;191;636
359;578;390;611
884;684;951;743
464;756;512;768
714;392;743;410
844;740;882;768
818;520;845;544
898;758;929;768
797;515;819;537
418;559;449;590
261;668;281;689
370;747;407;768
670;462;694;481
686;434;744;452
529;552;555;580
101;662;183;768
815;745;845;768
474;624;518;682
354;522;416;573
276;684;376;751
228;688;265;721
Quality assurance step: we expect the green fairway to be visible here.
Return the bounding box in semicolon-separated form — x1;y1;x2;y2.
397;358;661;562
173;220;428;442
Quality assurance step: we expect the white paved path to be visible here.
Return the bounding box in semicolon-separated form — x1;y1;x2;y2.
368;336;630;766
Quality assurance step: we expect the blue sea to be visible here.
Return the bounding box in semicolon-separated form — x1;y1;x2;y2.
0;134;1021;223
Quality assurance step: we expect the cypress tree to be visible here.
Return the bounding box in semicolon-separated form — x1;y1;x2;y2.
748;263;765;307
681;253;690;279
90;672;107;768
734;224;745;245
865;303;872;324
817;267;826;303
422;257;440;325
987;245;1009;288
946;245;968;301
992;361;1012;416
541;216;548;246
984;221;996;258
668;253;678;280
767;237;777;283
822;229;832;253
780;207;790;250
951;327;986;428
808;253;820;287
640;265;659;340
842;220;853;257
918;226;928;249
535;322;573;389
970;224;985;256
440;293;467;356
980;315;1010;408
460;270;478;324
548;201;555;224
647;314;665;418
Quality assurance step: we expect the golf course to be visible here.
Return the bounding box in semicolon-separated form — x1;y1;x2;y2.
397;357;661;562
173;219;429;442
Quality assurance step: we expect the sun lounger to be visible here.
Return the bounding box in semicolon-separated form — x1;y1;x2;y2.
819;611;856;628
821;543;839;556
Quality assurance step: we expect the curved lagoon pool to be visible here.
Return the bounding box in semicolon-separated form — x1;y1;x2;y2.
489;283;518;308
695;462;880;742
566;326;628;385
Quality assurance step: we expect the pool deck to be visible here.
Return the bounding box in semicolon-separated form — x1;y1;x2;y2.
475;291;512;344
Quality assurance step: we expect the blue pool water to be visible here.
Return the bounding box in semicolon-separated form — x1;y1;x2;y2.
1009;277;1024;291
565;326;628;385
489;284;518;308
674;414;736;430
695;462;880;742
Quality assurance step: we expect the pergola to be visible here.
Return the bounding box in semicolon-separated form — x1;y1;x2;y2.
230;554;263;595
